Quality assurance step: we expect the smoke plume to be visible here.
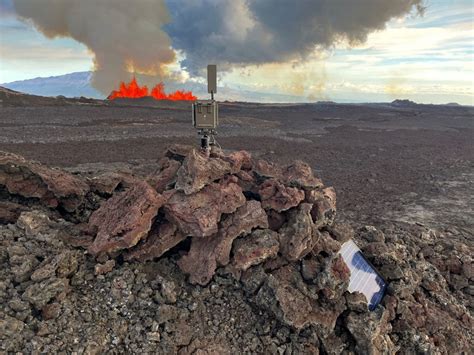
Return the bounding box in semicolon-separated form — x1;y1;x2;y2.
166;0;424;75
11;0;424;93
12;0;175;93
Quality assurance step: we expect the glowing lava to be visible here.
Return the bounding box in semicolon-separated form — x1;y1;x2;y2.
108;77;196;101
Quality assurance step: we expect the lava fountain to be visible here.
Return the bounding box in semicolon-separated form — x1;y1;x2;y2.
108;77;196;101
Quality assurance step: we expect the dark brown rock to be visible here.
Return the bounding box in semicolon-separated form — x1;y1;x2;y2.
223;150;252;172
178;200;268;285
148;158;181;193
88;172;137;195
0;152;89;212
314;255;351;300
125;221;186;262
282;160;323;190
41;302;62;320
345;291;369;312
259;179;305;212
301;255;323;282
252;159;282;179
324;222;354;244
267;209;287;231
279;203;318;261
307;187;336;227
235;170;256;192
165;144;193;162
88;181;165;255
232;229;279;271
312;231;341;256
256;264;346;330
22;277;69;310
0;201;26;224
175;149;232;195
345;307;396;354
164;176;246;237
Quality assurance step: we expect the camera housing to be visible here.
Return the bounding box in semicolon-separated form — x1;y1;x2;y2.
192;99;218;129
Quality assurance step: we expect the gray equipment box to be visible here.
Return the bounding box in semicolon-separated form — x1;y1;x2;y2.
192;100;218;129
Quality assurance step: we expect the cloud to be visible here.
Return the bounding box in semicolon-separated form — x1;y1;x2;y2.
165;0;424;74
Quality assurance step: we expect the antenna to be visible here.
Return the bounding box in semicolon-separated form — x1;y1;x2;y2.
207;64;217;100
192;65;219;154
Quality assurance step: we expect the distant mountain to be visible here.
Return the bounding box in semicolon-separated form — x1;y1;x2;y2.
1;72;103;99
1;71;307;102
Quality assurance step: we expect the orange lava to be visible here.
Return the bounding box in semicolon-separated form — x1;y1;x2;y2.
109;77;196;101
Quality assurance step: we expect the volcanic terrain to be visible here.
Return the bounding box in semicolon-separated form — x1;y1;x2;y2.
0;88;473;353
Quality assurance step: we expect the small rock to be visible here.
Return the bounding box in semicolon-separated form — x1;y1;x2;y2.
95;259;116;275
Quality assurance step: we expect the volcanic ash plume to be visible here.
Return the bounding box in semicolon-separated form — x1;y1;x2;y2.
12;0;175;94
166;0;425;75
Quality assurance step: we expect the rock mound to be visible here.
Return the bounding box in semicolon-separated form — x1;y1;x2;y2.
0;147;472;354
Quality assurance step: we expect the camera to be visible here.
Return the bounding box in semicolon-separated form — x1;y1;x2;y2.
192;65;219;150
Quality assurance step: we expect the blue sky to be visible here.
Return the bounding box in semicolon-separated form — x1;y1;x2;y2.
0;0;473;104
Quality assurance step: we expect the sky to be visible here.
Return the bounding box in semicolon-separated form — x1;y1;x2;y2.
0;0;473;104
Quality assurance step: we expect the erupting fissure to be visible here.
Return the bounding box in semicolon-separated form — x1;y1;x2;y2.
108;77;196;101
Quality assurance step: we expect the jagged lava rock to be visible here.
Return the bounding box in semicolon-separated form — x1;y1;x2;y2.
282;160;323;190
256;264;346;331
0;152;88;212
88;181;165;255
307;187;336;227
232;229;279;271
175;149;232;195
178;200;268;285
125;221;186;262
88;171;137;195
147;157;181;193
164;176;246;237
278;203;319;261
258;179;305;212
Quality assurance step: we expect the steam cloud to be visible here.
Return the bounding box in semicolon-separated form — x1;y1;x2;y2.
11;0;424;93
12;0;175;93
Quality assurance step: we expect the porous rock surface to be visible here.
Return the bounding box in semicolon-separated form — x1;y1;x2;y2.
0;146;472;354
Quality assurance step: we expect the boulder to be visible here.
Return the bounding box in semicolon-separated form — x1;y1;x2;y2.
345;307;397;354
175;149;232;195
148;158;181;193
88;172;137;195
252;159;282;179
232;229;280;271
88;181;165;255
178;200;268;285
307;187;336;227
0;152;89;212
125;221;186;262
223;150;252;172
282;160;323;190
164;144;193;162
314;254;351;300
164;176;246;237
255;264;346;331
258;179;305;212
279;203;318;261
